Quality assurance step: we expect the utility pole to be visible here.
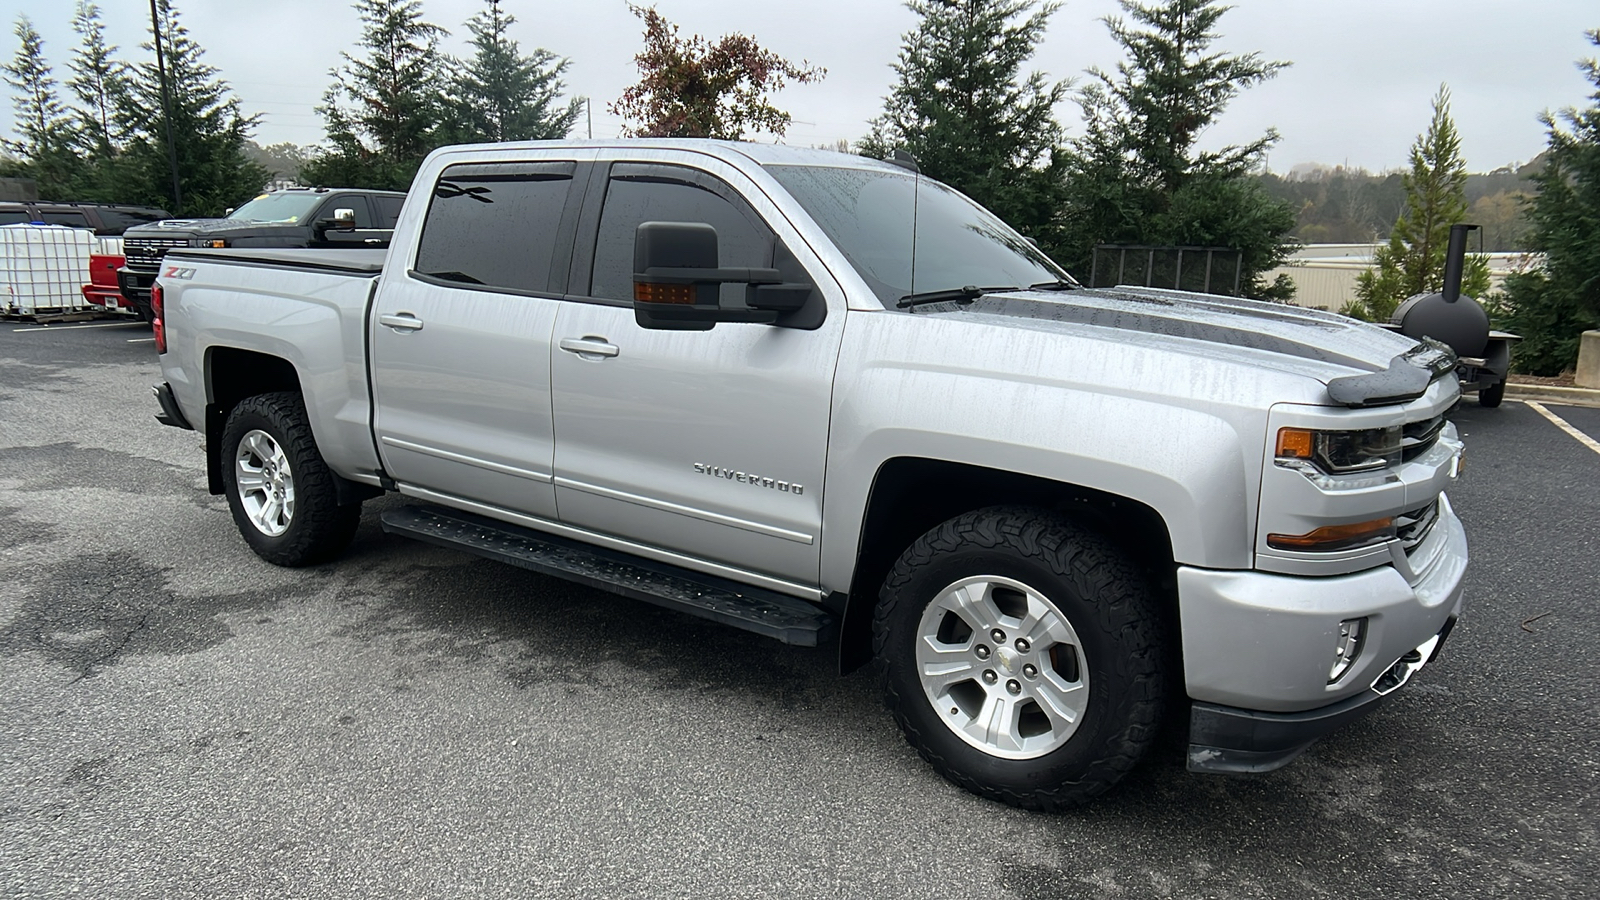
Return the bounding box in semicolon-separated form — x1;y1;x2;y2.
587;98;592;139
149;0;183;213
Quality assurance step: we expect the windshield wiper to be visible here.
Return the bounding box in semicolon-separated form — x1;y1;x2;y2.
1028;280;1080;291
897;285;1012;309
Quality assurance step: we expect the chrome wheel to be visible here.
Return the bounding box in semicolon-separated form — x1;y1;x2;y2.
234;428;294;537
916;575;1090;759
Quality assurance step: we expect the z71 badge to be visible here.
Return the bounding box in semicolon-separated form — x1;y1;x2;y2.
693;463;803;495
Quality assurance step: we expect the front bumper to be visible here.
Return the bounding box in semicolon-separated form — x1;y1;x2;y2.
1187;616;1455;773
117;266;157;304
1177;494;1467;771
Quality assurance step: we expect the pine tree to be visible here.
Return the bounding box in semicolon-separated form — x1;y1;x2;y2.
304;0;447;190
610;4;823;140
67;1;123;158
1056;0;1296;298
1501;30;1600;374
444;0;581;143
3;16;78;198
859;0;1069;245
113;0;266;215
1348;87;1491;323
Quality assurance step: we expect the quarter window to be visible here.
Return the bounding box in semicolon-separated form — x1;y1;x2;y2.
589;166;773;304
414;162;575;294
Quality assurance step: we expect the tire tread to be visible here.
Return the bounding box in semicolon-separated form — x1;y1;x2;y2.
872;506;1166;811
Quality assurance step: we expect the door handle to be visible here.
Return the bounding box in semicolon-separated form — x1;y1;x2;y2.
379;312;424;332
559;337;620;358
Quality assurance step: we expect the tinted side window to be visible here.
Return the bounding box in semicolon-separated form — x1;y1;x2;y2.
94;209;145;234
590;167;773;304
0;209;30;225
316;196;374;227
39;210;91;229
414;161;575;294
374;196;404;228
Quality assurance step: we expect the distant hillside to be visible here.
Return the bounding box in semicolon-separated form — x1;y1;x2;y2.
1259;153;1545;251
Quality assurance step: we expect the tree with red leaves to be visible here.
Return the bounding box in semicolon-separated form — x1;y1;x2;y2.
609;5;823;141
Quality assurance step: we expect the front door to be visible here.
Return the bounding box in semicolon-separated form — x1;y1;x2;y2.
371;160;582;520
549;160;845;587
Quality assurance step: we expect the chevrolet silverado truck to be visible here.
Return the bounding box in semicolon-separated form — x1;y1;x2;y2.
119;186;405;322
150;140;1468;810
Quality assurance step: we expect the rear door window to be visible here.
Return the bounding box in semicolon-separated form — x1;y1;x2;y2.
373;196;405;228
94;208;165;234
414;161;576;294
587;164;773;304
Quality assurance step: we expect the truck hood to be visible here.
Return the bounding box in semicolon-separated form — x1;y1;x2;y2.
126;218;314;238
930;285;1436;387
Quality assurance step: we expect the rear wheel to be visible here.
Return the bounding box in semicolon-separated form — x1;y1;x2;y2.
874;507;1166;810
220;392;361;566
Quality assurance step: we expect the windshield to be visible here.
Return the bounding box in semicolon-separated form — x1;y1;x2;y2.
765;164;1072;306
228;193;325;224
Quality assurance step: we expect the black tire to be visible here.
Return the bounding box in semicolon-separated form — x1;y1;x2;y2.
1478;378;1506;408
873;507;1166;811
220;392;361;567
134;297;155;326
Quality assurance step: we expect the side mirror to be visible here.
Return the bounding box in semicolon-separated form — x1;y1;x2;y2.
333;208;356;228
632;221;782;331
224;207;235;217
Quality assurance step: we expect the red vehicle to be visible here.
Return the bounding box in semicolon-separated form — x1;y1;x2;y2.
82;253;134;314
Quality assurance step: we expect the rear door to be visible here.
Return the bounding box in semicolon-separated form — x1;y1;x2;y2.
548;157;845;587
370;158;585;520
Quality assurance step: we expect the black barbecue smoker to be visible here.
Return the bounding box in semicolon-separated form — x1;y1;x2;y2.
1384;223;1519;407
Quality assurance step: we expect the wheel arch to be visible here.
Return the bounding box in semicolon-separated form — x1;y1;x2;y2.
203;347;302;495
836;457;1179;675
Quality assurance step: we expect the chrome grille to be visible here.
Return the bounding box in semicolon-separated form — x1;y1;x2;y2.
1401;414;1446;463
1395;499;1439;554
123;237;187;270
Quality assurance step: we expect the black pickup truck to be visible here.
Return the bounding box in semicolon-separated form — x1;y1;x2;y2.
118;186;404;322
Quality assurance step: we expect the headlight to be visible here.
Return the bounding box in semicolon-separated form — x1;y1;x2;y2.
1275;425;1402;474
190;238;226;248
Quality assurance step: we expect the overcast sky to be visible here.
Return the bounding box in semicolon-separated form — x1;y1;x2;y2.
3;0;1596;174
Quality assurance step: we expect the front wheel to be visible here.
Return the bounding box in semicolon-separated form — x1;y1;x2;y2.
874;507;1166;810
220;392;361;566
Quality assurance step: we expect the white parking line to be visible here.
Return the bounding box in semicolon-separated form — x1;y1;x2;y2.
11;321;144;333
127;338;155;343
1526;401;1600;457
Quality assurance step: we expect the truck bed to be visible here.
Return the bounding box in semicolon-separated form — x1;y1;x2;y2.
165;247;387;274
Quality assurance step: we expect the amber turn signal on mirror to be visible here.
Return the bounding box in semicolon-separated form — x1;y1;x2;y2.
634;282;696;304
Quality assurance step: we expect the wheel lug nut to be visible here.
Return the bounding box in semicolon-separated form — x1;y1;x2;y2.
990;629;1006;643
982;670;998;684
1006;679;1021;695
1023;664;1038;679
974;644;991;660
1015;638;1030;652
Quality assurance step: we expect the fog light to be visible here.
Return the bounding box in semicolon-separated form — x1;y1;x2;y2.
1330;617;1366;683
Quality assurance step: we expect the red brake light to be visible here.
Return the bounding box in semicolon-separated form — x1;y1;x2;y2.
151;282;166;354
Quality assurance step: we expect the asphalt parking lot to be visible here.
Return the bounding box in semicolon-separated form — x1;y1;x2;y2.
1;320;1596;899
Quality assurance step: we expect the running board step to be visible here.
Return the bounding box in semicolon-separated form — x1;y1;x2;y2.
379;504;835;647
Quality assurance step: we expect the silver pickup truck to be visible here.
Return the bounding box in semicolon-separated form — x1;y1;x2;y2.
151;140;1468;810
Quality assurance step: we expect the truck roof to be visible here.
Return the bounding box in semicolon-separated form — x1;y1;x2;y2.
425;138;903;173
